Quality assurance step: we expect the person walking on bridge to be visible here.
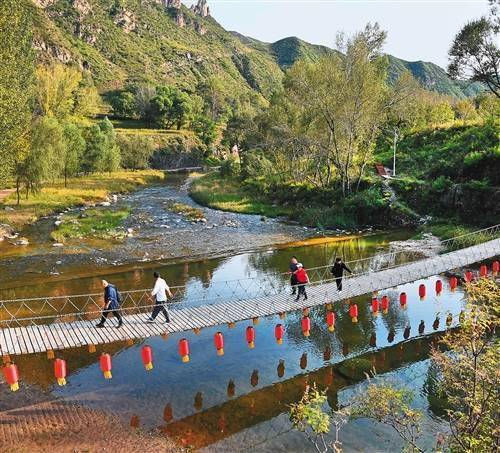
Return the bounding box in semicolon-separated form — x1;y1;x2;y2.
288;256;299;295
294;263;309;301
147;271;173;323
330;257;352;292
96;280;123;328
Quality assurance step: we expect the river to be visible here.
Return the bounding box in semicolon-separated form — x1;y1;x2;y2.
0;175;464;451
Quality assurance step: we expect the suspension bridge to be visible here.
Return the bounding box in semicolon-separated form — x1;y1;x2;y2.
0;225;499;357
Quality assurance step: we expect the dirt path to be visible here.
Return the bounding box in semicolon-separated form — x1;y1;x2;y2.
0;189;15;203
0;398;183;452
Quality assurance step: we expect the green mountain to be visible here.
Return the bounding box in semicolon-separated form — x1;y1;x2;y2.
29;0;484;99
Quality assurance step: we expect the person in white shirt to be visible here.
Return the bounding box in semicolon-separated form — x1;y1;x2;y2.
147;271;173;323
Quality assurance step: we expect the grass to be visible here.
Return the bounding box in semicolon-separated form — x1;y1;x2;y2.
189;173;293;218
0;170;164;229
50;208;131;242
164;201;205;220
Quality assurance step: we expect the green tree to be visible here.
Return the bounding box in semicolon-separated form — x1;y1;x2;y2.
276;23;390;195
62;123;85;186
82;125;107;174
99;117;121;172
117;135;155;170
431;279;499;451
290;385;349;453
17;117;65;202
198;76;227;120
192;115;217;148
351;383;425;452
36;65;82;119
454;99;479;123
448;16;500;98
109;90;137;118
151;86;195;130
0;0;35;186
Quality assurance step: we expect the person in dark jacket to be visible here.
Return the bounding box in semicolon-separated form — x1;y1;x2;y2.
330;257;352;291
289;256;299;295
96;280;123;328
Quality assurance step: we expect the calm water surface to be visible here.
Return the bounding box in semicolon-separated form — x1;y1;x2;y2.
5;232;464;451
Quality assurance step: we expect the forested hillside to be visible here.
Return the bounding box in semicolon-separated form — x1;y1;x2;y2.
31;0;483;100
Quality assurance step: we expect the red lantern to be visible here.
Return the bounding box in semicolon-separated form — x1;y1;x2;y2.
2;363;19;392
381;296;389;314
480;265;488;278
465;270;473;283
326;311;335;332
141;345;153;371
349;304;358;323
492;261;499;275
275;324;284;345
301;316;311;337
419;284;426;299
214;332;224;356
449;276;458;291
100;353;112;379
179;339;190;363
371;298;379;315
399;292;407;307
54;358;67;386
246;326;255;349
435;279;443;295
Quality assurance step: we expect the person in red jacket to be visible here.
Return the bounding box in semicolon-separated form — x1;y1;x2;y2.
294;263;309;301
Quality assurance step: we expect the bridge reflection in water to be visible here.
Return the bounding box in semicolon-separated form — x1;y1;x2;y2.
160;334;438;449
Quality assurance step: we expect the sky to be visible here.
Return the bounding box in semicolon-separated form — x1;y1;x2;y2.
183;0;491;68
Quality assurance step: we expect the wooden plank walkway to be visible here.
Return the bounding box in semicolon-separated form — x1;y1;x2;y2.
1;238;499;357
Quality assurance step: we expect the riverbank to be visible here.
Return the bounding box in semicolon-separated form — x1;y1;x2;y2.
0;170;164;231
190;172;292;218
190;172;416;230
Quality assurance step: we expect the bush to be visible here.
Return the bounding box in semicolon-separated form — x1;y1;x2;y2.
118;135;155;170
219;159;240;177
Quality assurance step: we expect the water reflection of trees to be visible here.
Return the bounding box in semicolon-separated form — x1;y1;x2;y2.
161;335;437;450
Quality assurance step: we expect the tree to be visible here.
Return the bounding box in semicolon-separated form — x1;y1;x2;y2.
198;76;227;121
134;84;156;123
62;123;85;186
35;65;82;119
17;117;65;202
448;16;500;98
192;115;217;148
82;125;107;174
98;117;121;172
350;383;425;452
117;135;155;170
0;0;35;186
430;279;499;451
72;71;101;118
454;99;479;123
278;23;390;195
290;384;349;453
151;86;196;130
109;90;137;118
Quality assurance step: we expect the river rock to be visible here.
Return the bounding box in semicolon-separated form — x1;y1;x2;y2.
127;228;134;233
0;224;15;241
14;237;29;246
112;194;118;202
100;201;111;207
4;206;14;211
52;243;64;247
54;220;62;226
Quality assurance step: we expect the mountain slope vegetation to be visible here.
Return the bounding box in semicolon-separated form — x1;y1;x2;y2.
30;0;483;100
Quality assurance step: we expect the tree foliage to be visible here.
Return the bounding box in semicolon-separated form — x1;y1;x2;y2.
431;279;500;451
448;15;500;97
117;135;155;170
0;0;35;185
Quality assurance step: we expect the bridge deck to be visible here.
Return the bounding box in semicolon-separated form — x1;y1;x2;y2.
1;238;499;356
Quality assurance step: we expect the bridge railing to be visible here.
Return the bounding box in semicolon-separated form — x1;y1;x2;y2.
0;224;498;328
